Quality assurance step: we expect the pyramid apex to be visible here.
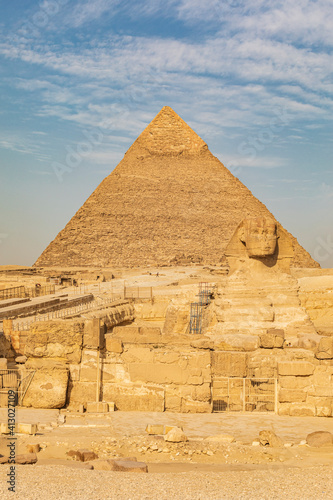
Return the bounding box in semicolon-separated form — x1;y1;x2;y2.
134;106;208;155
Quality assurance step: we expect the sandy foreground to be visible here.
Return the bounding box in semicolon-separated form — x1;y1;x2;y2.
0;464;333;500
0;411;333;499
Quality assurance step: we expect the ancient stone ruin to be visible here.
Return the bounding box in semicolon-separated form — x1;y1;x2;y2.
0;107;332;420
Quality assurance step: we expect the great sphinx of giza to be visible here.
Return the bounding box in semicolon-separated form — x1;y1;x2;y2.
225;216;294;274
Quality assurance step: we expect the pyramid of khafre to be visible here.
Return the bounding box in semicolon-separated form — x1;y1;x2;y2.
34;106;318;268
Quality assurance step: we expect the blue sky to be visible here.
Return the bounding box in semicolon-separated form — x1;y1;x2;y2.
0;0;332;267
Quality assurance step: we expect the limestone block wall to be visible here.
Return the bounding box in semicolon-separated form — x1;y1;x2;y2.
68;326;213;413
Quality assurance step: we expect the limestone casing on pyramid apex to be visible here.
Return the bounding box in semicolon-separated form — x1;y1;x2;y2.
129;106;208;156
34;107;320;269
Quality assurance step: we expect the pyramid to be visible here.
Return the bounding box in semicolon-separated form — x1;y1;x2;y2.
34;107;318;268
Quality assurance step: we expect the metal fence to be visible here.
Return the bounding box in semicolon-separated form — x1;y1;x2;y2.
212;377;278;413
0;369;35;407
124;286;153;300
0;286;26;301
0;285;55;301
12;294;124;331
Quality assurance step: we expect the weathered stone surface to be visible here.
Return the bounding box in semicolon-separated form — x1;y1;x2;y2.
25;320;84;363
15;355;27;364
15;453;37;464
129;363;187;385
289;404;315;417
92;458;138;471
103;384;164;411
17;423;38;435
278;362;314;377
259;430;284;448
67;449;98;462
181;400;212;413
164;427;188;442
109;460;148;472
26;444;40;453
190;339;214;350
23;369;69;409
260;329;285;349
212;352;247;377
279;376;311;390
316;337;333;360
279;389;307;403
34;106;316;269
105;336;123;354
83;318;105;349
0;358;8;370
145;424;165;435
86;402;109;413
306;431;333;447
205;434;235;443
213;333;259;352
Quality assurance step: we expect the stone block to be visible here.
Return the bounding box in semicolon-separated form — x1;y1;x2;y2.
68;381;97;404
86;402;109;413
83;318;105;350
26;320;84;364
145;424;165;435
260;329;284;349
164;427;188;442
154;352;180;364
68;449;98;462
0;358;8;370
189;352;211;369
191;383;211;402
316;337;333;360
17;423;37;435
278;362;314;377
15;453;37;464
109;460;148;473
69;364;80;382
205;434;235;443
164;394;182;412
190;339;214;350
212;352;247;377
259;430;284;448
279;376;311;389
23;368;69;409
103;384;164;411
105;336;123;354
306;431;333;447
92;458;138;471
122;347;154;364
26;444;40;453
15;356;27;364
129;363;187;385
279;389;307;403
316;406;332;417
214;334;259;352
289;404;315;417
181;400;212;413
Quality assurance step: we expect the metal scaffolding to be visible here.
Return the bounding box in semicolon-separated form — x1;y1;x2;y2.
189;282;214;334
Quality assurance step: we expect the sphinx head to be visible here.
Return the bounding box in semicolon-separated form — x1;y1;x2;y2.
240;217;278;258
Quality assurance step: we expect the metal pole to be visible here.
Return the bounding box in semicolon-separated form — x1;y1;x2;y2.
96;347;101;403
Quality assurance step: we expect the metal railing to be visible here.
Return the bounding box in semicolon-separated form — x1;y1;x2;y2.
11;294;124;331
0;369;35;407
212;377;278;413
0;285;55;301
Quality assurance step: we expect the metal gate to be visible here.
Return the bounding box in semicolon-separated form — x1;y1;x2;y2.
212;377;278;413
0;369;35;407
